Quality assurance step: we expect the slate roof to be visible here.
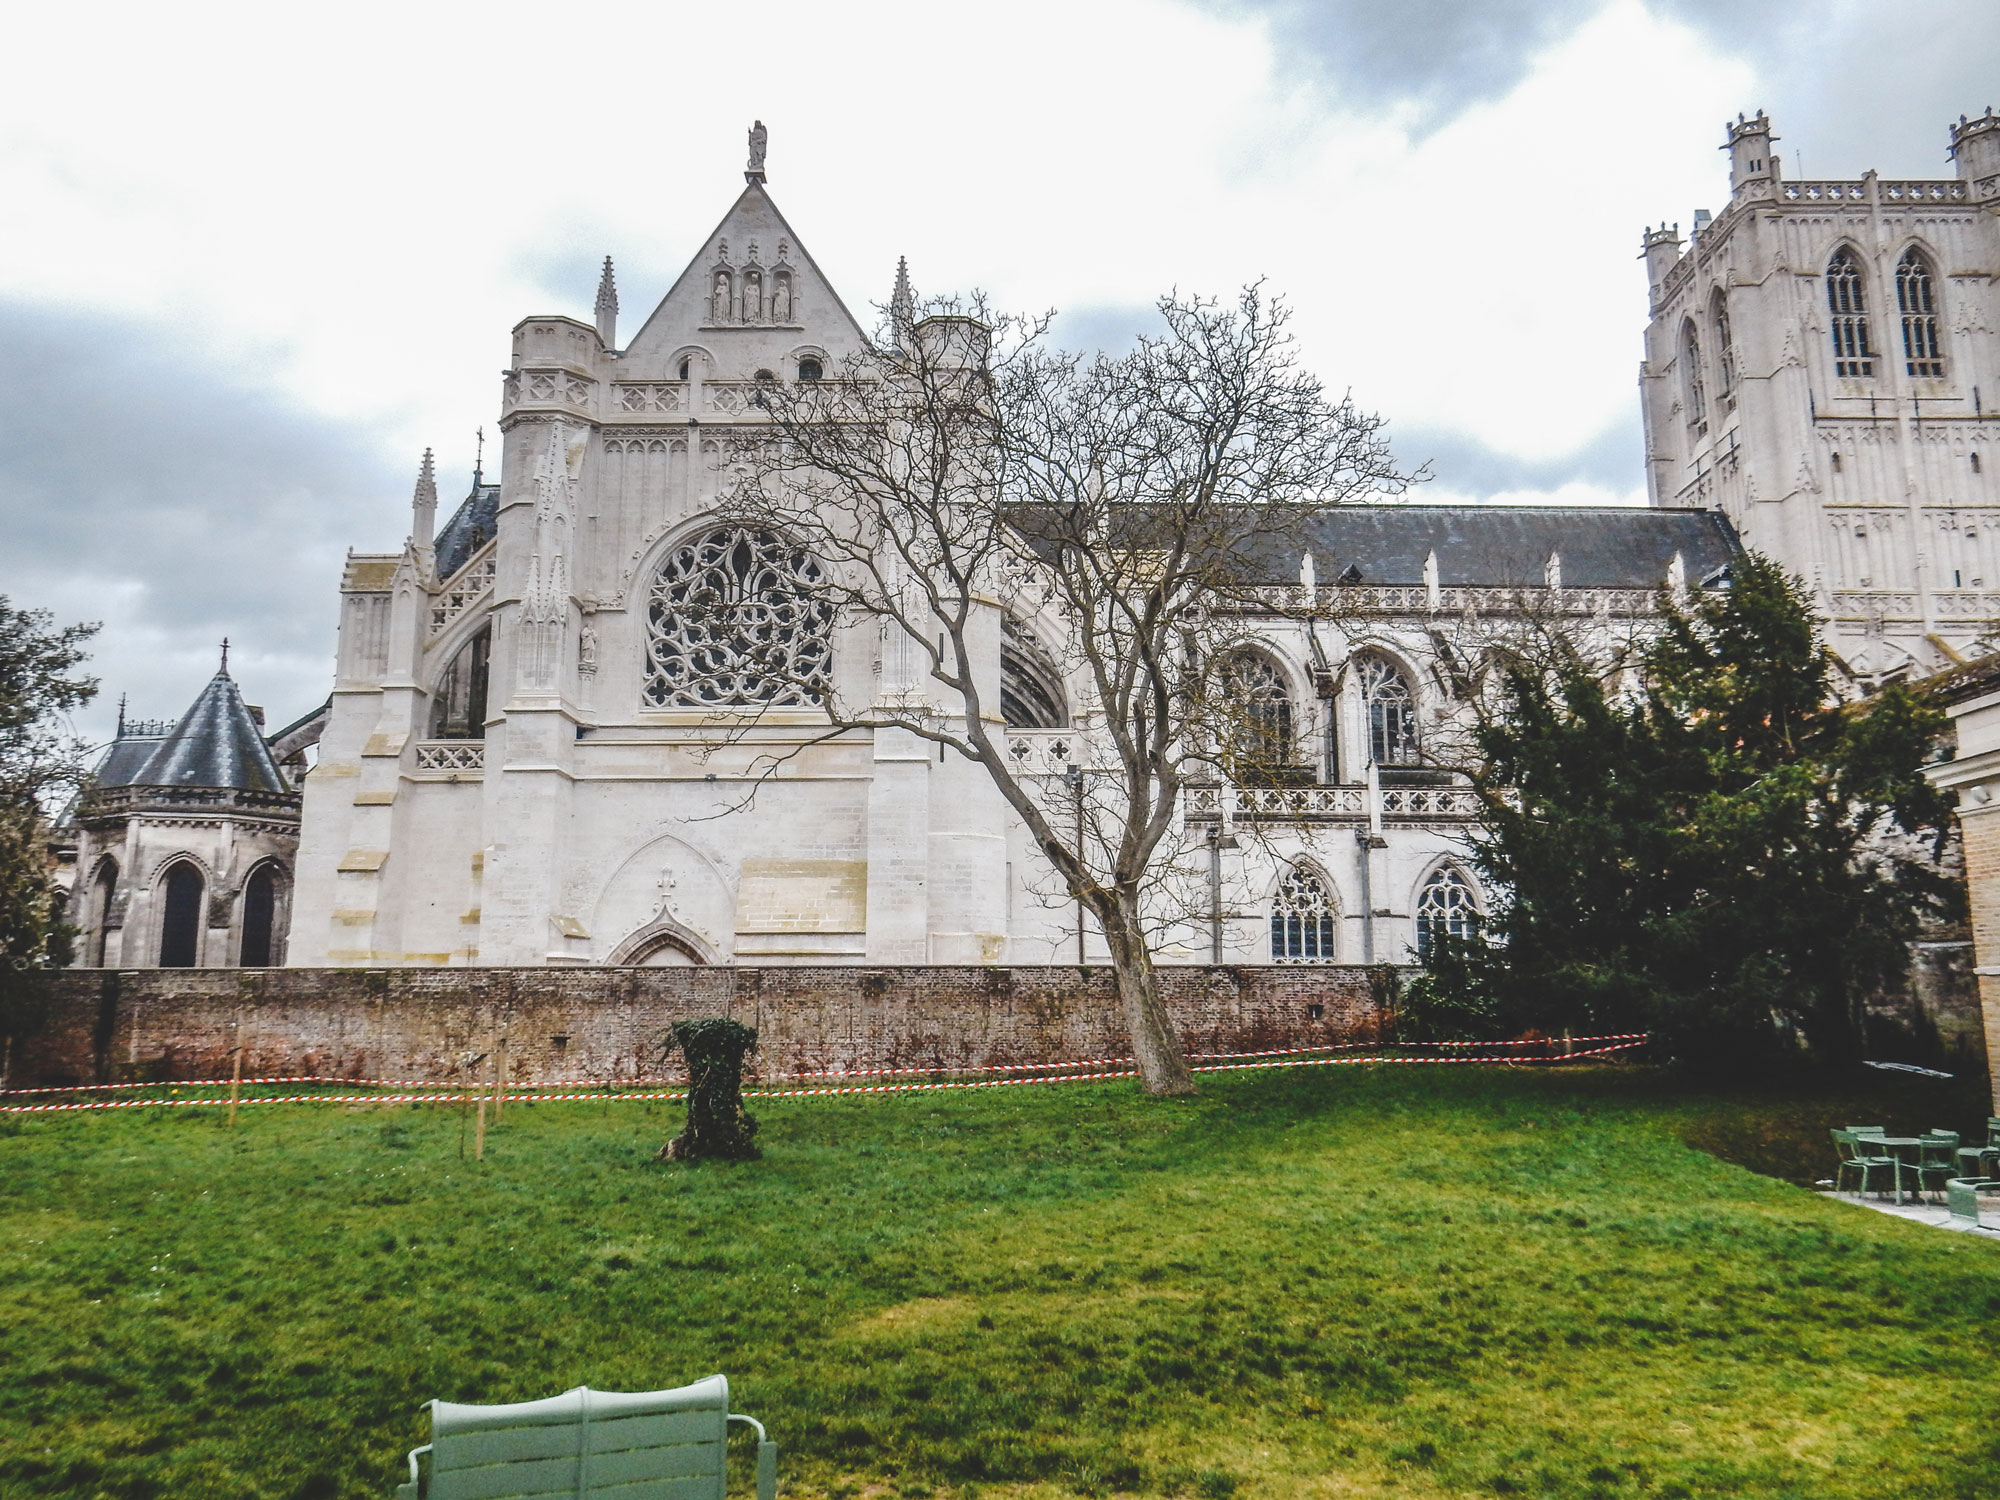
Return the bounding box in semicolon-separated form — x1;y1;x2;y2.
1238;505;1742;589
434;482;500;580
91;732;173;789
131;670;290;793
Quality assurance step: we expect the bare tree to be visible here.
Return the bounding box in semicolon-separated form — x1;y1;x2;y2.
718;287;1412;1095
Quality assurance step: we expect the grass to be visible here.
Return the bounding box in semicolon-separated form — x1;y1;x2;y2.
3;1066;2000;1500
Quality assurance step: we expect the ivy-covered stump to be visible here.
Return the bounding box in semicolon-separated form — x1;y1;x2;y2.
657;1017;761;1161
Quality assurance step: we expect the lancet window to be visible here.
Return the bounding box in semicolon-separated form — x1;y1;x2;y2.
1827;248;1874;377
1271;864;1338;964
1897;248;1944;378
643;527;833;708
90;859;118;966
429;625;491;739
1360;658;1418;766
1222;651;1294;781
1711;292;1736;409
158;862;204;968
1415;867;1479;959
240;863;281;967
1681;320;1707;432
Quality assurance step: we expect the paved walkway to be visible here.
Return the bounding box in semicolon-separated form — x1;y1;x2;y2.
1822;1189;2000;1238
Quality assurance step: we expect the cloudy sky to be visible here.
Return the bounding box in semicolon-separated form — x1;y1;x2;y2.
1;0;1991;742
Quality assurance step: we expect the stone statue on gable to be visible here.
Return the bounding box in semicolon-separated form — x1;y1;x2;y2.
747;120;768;174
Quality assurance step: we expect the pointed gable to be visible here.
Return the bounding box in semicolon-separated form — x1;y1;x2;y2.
136;672;289;794
619;180;872;379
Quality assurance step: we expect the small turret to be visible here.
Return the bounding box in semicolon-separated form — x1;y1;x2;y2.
411;449;438;556
594;257;619;348
1952;107;2000;200
889;256;916;347
1640;223;1683;288
1723;110;1779;193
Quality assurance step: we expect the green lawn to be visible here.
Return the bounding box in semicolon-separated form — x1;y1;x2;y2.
3;1067;1999;1500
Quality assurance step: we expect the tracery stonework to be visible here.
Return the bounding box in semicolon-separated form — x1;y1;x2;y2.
642;528;832;707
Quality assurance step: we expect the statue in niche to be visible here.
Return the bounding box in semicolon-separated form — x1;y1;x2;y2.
772;276;792;322
579;623;599;676
712;272;731;323
747;120;767;174
743;273;762;322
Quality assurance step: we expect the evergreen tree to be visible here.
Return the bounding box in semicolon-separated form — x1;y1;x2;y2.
1415;554;1955;1073
0;598;98;1065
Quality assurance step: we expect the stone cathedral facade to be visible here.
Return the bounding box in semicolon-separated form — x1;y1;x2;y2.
1640;108;2000;683
288;134;1739;971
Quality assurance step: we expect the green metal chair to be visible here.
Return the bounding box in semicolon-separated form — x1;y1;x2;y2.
1955;1118;2000;1180
1948;1177;2000;1229
1912;1132;1961;1199
1831;1129;1902;1199
396;1375;775;1500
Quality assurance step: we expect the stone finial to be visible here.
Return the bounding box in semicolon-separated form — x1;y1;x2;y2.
412;448;439;556
595;256;619;347
890;256;916;344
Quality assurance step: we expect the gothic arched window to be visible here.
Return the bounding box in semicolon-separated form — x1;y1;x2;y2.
1711;292;1736;408
1827;248;1875;377
1681;319;1707;432
429;624;491;739
1897;247;1944;378
1360;658;1418;766
1271;864;1338;964
1222;651;1293;780
1415;866;1479;960
90;858;118;966
1001;616;1068;728
240;863;282;968
644;527;833;707
158;862;204;968
797;357;823;382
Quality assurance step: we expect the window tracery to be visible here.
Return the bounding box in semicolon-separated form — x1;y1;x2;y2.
1415;867;1478;959
1271;864;1337;964
1827;248;1874;377
1681;319;1707;432
1897;247;1944;378
1711;292;1736;408
1222;651;1294;780
1360;658;1418;765
643;527;833;708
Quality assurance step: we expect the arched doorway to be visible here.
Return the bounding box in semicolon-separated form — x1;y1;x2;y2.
158;863;204;968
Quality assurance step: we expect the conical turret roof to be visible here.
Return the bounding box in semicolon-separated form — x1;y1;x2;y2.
135;668;288;793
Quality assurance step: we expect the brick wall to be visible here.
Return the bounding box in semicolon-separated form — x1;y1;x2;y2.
11;966;1393;1087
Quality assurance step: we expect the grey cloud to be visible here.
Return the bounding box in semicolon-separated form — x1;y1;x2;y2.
1050;301;1163;356
1393;413;1644;500
0;300;405;744
1186;1;1989;156
1192;0;1601;130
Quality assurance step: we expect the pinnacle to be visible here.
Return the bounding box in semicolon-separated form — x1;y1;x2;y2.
414;448;438;507
890;256;916;338
595;256;619;315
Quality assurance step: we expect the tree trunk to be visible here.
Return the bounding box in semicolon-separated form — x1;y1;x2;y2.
1100;894;1197;1097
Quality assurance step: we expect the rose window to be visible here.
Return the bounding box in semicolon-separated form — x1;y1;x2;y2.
643;528;833;707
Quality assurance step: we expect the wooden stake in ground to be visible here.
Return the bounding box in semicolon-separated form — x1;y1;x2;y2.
227;1029;243;1129
475;1096;487;1162
493;1038;506;1123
